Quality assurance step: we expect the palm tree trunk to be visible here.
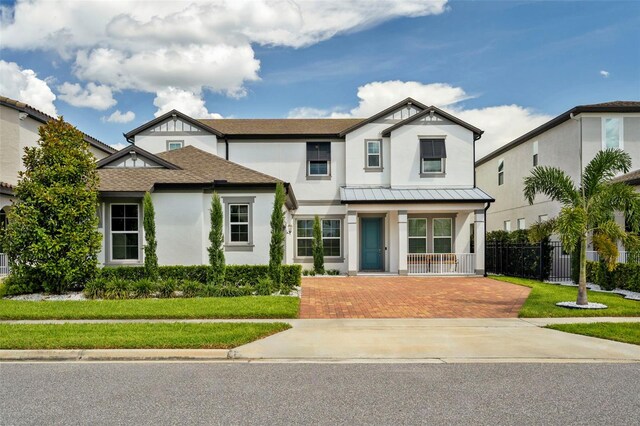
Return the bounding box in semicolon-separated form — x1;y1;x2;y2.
576;235;588;305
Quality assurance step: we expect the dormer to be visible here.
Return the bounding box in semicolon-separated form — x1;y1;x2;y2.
96;144;181;170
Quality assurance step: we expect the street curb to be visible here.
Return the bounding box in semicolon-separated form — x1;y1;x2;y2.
0;349;231;361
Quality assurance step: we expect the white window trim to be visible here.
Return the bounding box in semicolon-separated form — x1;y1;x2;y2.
166;140;184;151
294;217;343;260
109;203;141;263
517;218;526;230
498;158;505;186
432;218;453;254
408;218;428;254
365;139;382;170
228;203;250;243
504;220;511;232
421;158;445;174
222;196;255;251
532;141;538;167
538;214;548;223
307;160;330;177
601;117;624;150
322;219;342;257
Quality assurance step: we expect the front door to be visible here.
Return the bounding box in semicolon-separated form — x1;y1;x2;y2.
361;217;383;271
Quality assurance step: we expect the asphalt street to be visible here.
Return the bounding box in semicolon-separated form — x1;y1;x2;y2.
1;362;638;425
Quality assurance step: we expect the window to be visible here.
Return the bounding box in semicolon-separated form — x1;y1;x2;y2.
167;140;184;151
498;159;504;186
517;218;526;230
470;223;475;254
296;219;341;257
433;218;452;253
538;214;548;223
504;220;511;232
420;139;446;175
602;118;623;149
408;218;427;253
365;139;382;169
532;141;538;167
111;204;139;261
307;142;331;177
229;204;249;242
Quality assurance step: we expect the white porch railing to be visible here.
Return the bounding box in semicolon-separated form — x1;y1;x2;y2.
586;251;638;264
0;253;9;277
407;253;475;275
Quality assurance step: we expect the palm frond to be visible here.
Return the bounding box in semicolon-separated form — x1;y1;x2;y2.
588;182;640;228
523;166;580;206
582;149;632;199
592;232;619;271
555;206;586;252
527;218;556;243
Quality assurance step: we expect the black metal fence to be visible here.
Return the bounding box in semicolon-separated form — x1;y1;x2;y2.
486;241;571;281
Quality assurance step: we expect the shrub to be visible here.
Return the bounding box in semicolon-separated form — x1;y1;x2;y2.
302;269;310;276
180;280;202;298
587;260;640;292
199;284;251;297
104;279;129;300
1;274;41;296
269;183;286;285
254;277;274;296
83;279;107;299
487;230;510;243
312;215;324;274
130;279;154;298
143;192;159;280
156;279;178;298
326;269;341;276
208;193;225;285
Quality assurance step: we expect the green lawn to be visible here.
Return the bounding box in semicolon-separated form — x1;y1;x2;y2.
546;322;640;346
0;296;299;320
0;322;291;349
490;276;640;318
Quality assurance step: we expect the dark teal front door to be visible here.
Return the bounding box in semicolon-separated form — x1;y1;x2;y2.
361;217;383;271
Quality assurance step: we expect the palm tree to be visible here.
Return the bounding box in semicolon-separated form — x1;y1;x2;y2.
524;149;640;305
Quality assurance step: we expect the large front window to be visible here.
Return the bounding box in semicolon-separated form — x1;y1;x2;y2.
229;204;249;242
408;218;427;253
111;204;139;260
433;218;452;253
296;219;341;257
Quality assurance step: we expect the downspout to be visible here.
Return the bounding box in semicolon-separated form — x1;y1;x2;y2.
483;201;491;277
224;137;229;160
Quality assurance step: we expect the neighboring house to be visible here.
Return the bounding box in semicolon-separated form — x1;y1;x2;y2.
101;98;493;275
0;95;116;217
476;101;640;233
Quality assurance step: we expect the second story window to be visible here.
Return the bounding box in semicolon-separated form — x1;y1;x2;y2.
498;159;504;186
517;218;526;230
420;139;446;176
365;139;382;170
167;140;184;151
307;142;331;177
532;141;538;166
504;220;511;232
603;118;623;150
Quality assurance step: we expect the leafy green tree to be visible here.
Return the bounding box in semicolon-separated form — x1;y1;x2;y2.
208;192;225;285
2;118;101;293
268;183;286;285
143;192;158;280
312;215;325;274
524;149;640;305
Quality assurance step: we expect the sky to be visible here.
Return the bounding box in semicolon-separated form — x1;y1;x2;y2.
0;0;638;158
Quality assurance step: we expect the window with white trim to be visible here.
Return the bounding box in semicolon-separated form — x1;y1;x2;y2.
111;204;139;260
433;218;452;253
504;220;511;232
296;219;341;257
420;139;446;174
602;118;623;149
498;159;504;186
517;218;526;230
532;141;538;167
307;142;331;176
408;218;427;254
538;214;548;223
229;204;249;242
167;140;184;151
366;139;382;169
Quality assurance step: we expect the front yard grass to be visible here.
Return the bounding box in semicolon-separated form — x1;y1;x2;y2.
0;296;299;320
0;322;291;349
546;322;640;346
490;276;640;318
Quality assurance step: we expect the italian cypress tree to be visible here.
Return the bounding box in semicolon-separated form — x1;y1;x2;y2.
312;215;325;274
143;192;158;280
268;183;286;285
208;192;225;285
2;118;101;293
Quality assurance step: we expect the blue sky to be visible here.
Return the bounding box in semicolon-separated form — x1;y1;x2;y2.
0;0;638;156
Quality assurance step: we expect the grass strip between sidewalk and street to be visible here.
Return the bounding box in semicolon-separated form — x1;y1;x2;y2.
546;322;640;346
0;322;291;349
490;276;640;318
0;296;299;320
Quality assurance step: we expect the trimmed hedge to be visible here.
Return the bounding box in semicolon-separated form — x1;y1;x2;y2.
586;261;640;292
98;264;302;288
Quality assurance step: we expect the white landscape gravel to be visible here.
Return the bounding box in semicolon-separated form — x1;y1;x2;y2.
555;301;608;309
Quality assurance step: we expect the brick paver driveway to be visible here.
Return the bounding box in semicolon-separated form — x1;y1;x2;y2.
299;276;530;319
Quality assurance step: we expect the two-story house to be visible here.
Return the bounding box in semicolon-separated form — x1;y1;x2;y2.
95;98;493;275
476;101;640;233
0;96;116;228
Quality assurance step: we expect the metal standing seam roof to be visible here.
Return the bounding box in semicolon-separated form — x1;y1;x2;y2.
340;187;494;203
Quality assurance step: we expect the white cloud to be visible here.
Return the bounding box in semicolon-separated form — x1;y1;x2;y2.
288;80;551;159
109;142;129;151
0;60;57;116
102;110;135;124
57;82;116;110
600;70;610;78
0;1;448;109
153;88;222;119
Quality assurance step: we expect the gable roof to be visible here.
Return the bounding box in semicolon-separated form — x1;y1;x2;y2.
0;95;116;155
380;105;483;139
338;97;430;136
198;118;364;138
612;169;640;186
96;144;181;170
124;109;224;140
476;100;640;166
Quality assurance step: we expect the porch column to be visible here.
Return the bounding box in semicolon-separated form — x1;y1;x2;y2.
474;209;486;275
398;210;408;275
347;210;358;276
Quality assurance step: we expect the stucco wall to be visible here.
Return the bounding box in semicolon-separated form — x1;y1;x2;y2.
0;105;40;186
135;133;218;155
345;122;392;187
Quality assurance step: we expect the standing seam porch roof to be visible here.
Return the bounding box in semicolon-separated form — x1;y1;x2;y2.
340;187;494;203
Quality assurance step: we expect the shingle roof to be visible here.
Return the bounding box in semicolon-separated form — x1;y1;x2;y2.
340;187;494;203
198;118;364;137
612;169;640;186
0;181;14;196
97;145;282;193
0;95;116;155
579;101;640;108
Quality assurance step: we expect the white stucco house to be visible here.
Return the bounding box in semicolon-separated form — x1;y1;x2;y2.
97;98;493;275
